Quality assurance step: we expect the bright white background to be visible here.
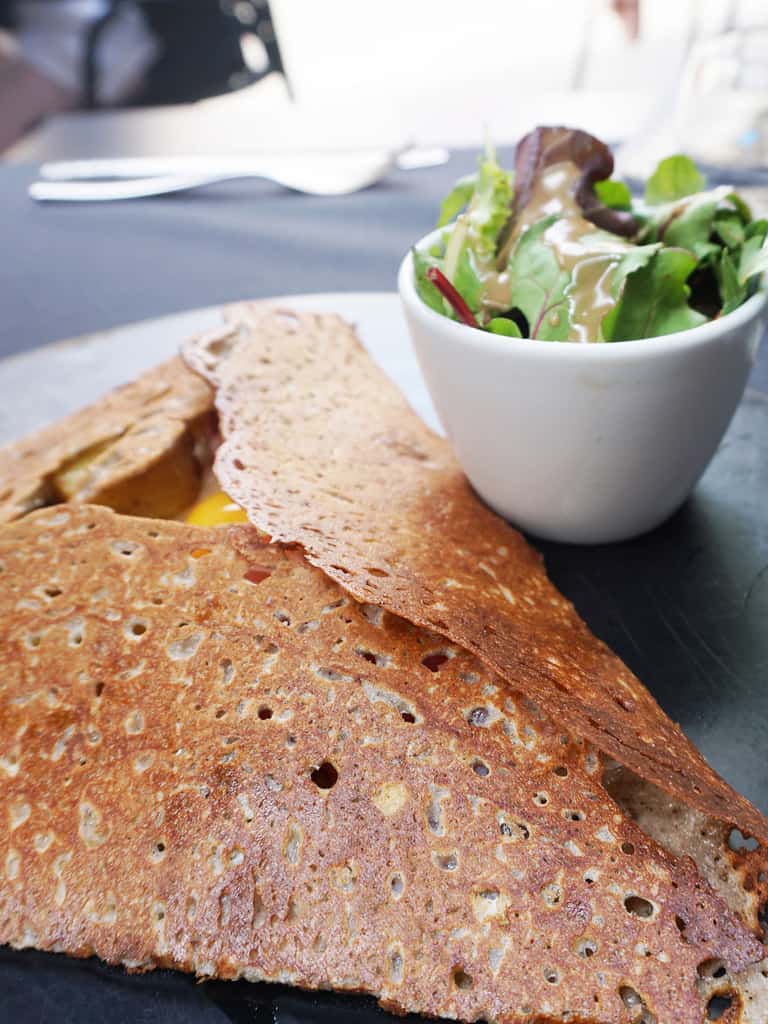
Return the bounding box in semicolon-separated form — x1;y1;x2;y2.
5;0;766;161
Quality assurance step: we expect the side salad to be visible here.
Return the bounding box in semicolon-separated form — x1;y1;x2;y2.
413;126;768;342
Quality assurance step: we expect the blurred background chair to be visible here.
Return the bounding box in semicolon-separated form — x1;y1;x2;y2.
0;0;289;154
82;0;289;109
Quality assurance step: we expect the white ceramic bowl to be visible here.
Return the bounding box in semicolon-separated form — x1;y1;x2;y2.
399;229;768;544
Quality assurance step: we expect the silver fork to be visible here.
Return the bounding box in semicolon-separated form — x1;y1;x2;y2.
29;148;448;202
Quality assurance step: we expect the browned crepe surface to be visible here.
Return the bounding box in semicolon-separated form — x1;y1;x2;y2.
183;308;768;844
606;769;768;1022
0;504;764;1024
0;357;213;524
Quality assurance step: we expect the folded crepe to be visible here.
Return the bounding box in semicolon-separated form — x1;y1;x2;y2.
183;307;767;844
1;504;766;1023
0;356;213;524
0;309;766;1023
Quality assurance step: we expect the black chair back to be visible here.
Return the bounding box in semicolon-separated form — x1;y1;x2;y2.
82;0;290;109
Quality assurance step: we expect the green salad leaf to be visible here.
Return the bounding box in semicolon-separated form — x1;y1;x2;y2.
716;249;746;315
437;174;476;227
603;248;706;341
488;317;523;337
506;216;571;340
644;155;705;206
465;144;514;263
745;217;768;242
739;245;768;286
728;191;753;224
594;179;632;211
638;186;752;282
713;208;746;249
610;243;663;297
412;247;445;315
453;246;484;313
662;196;721;256
415;127;764;341
738;222;768;285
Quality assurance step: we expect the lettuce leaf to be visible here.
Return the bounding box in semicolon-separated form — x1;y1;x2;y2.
506;216;571;340
728;190;753;224
746;218;768;241
639;187;747;263
738;221;768;285
424;130;763;337
453;246;484;313
716;250;747;315
644;155;705;206
466;147;514;263
610;244;663;297
488;317;523;337
692;241;724;264
594;179;632;211
713;209;745;249
739;242;768;286
437;174;477;227
504;126;637;245
437;147;514;239
412;248;445;315
603;248;706;341
662;197;720;255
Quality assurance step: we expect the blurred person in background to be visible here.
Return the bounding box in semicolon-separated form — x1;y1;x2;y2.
611;0;640;39
0;0;268;154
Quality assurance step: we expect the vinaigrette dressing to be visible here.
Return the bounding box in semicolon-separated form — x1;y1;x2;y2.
489;162;634;341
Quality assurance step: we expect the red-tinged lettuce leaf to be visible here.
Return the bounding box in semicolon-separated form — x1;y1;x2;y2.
644;154;705;205
506;215;572;340
499;126;637;259
602;248;706;341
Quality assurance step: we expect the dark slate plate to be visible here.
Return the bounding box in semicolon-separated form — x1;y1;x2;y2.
0;301;765;1022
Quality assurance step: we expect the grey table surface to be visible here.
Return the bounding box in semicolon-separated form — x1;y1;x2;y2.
1;155;469;360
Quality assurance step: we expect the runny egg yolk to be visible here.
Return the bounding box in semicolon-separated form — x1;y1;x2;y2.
185;491;249;527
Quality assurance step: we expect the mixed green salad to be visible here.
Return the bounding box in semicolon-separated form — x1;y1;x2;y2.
413;126;768;342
